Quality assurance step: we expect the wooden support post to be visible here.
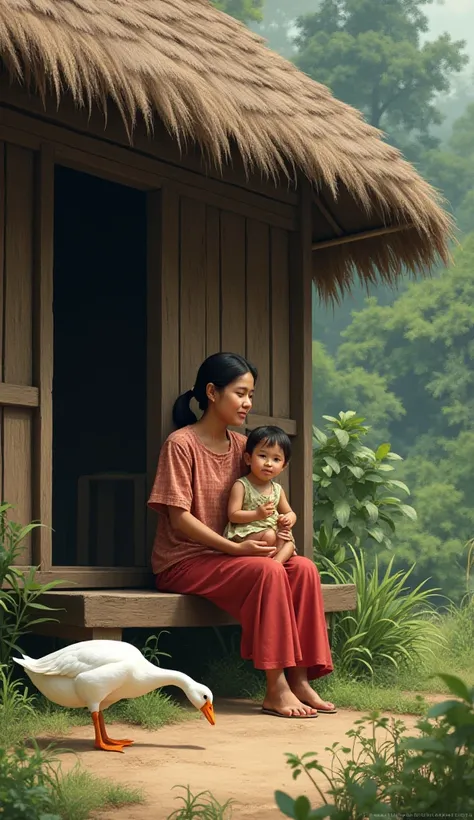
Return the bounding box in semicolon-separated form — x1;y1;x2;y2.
289;178;314;560
32;144;54;570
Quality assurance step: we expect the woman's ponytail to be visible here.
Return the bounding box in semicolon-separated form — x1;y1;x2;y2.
172;389;197;429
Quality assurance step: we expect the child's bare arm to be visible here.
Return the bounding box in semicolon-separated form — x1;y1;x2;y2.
277;488;297;529
227;482;274;525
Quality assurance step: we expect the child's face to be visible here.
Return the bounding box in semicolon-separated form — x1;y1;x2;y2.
245;439;287;481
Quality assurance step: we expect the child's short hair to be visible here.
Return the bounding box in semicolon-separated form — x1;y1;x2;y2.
245;425;292;464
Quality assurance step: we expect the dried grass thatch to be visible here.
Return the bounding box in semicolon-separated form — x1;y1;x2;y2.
0;0;453;298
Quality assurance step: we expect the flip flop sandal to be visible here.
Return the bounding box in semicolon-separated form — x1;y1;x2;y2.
261;707;319;719
302;703;338;714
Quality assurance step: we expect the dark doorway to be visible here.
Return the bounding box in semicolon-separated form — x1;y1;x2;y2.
52;166;147;566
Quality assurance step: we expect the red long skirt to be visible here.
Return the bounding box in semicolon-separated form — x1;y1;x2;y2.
156;554;333;681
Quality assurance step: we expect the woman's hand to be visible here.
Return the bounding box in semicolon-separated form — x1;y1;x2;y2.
230;539;277;557
277;528;293;542
257;500;275;520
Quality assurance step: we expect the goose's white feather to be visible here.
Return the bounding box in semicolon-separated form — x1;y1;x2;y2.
13;640;213;717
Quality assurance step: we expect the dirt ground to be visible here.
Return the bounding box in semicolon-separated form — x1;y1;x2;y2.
37;698;422;819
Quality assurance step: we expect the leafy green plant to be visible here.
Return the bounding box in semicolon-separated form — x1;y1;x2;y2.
0;741;61;820
0;663;37;725
139;630;172;666
326;547;441;677
275;673;474;819
167;785;235;819
0;502;63;676
313;413;416;571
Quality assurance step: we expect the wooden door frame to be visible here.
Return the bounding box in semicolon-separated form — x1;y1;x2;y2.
0;126;163;587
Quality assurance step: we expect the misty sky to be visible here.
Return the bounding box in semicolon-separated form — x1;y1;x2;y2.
427;0;474;59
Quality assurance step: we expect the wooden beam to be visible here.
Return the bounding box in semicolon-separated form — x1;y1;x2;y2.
290;178;314;560
245;414;297;436
0;383;39;407
0;107;297;228
312;223;413;251
32;144;54;570
312;192;343;236
33;584;357;631
12;566;153;588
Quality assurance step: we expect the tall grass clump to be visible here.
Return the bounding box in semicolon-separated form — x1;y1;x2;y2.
327;547;442;677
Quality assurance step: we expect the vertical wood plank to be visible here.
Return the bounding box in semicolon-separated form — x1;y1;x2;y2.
146;187;179;553
76;476;90;565
271;228;290;418
3;144;34;563
246;220;270;414
289;179;313;560
205;206;220;356
220;211;246;354
0;141;4;503
180;196;206;392
159;186;180;441
32;144;54;569
133;475;146;567
96;481;115;566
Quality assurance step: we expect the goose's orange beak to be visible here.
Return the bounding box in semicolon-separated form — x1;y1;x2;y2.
200;701;216;725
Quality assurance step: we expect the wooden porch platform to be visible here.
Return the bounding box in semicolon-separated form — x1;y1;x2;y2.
34;585;357;642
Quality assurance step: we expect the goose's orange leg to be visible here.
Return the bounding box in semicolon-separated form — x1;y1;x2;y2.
91;711;126;752
99;711;134;746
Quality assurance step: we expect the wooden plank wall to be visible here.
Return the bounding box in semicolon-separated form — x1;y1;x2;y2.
0;142;36;563
173;195;293;495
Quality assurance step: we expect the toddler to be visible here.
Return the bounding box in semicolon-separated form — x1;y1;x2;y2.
224;425;296;564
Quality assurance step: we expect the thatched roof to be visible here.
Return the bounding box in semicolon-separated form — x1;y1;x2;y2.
0;0;453;298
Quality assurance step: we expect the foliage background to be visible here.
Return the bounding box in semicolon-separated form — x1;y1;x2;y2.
212;0;474;604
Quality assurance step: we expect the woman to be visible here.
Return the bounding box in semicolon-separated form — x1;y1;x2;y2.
148;353;335;718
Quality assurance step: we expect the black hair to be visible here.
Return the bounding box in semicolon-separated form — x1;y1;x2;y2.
245;426;292;464
172;352;258;429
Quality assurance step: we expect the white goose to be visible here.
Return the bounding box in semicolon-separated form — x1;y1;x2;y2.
14;640;215;753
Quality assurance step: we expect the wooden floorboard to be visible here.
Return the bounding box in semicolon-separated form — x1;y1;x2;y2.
36;585;356;631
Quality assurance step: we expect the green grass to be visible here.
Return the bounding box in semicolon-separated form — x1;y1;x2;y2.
315;674;428;714
52;766;145;820
167;785;235;820
108;689;198;730
1;689;195;749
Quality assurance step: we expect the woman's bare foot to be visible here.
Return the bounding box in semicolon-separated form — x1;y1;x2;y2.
263;669;318;717
286;668;336;713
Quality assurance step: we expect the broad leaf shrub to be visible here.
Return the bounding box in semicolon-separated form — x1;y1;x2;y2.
0;742;61;820
313;412;416;571
327;547;441;677
275;673;474;819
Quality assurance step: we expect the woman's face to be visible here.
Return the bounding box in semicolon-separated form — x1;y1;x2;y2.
209;372;255;427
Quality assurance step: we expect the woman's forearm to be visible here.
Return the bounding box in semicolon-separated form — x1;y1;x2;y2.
169;507;236;555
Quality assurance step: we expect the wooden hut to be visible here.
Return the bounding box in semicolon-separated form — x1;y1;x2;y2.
0;0;451;639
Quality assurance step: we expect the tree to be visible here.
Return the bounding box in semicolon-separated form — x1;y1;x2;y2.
256;0;318;56
312;341;404;442
295;0;467;136
329;234;474;601
420;102;474;220
211;0;264;23
337;233;474;444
